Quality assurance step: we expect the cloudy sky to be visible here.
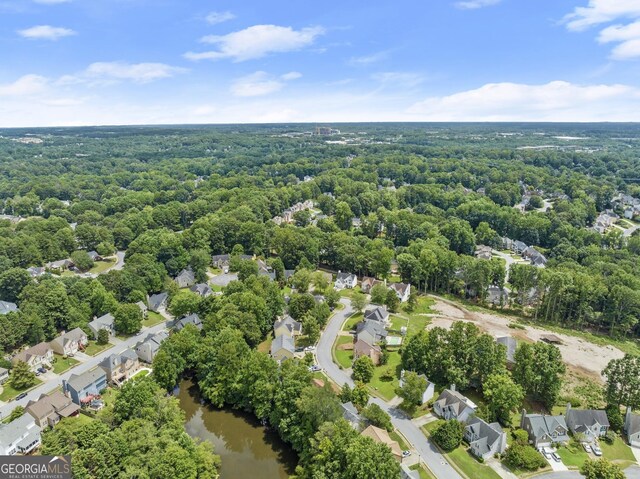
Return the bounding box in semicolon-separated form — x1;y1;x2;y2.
1;0;640;126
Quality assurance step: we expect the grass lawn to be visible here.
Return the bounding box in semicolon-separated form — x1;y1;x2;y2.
131;369;150;379
84;341;114;356
447;447;502;479
52;356;79;374
410;464;436;479
422;421;440;435
556;443;590;469
339;287;360;299
601;437;636;464
333;335;354;369
88;258;117;274
342;313;363;331
142;311;165;327
210;283;224;292
0;378;43;402
207;267;222;275
257;334;274;354
368;351;401;401
389;430;409;450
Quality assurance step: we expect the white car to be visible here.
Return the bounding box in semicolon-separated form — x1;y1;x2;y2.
592;444;602;456
303;346;316;352
538;447;551;459
582;443;592;453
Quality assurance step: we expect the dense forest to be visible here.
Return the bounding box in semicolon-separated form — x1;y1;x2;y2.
1;123;640;477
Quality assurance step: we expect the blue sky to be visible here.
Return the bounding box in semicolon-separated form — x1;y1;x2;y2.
1;0;640;126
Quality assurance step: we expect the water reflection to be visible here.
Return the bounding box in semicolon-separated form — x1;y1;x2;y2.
176;379;297;479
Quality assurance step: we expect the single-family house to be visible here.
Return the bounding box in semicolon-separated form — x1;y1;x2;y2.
45;258;74;272
63;368;108;406
270;334;295;362
353;338;381;365
50;327;88;356
360;277;384;294
487;286;509;305
173;313;202;331
501;237;514;251
88;313;115;339
523;247;548;268
625;208;635;220
135;301;148;318
135;331;169;363
190;283;213;297
624;407;640;448
335;272;357;290
211;254;231;271
0;414;41;455
26;266;46;278
0;367;8;384
565;405;610;443
399;371;434;405
433;388;477;422
25;391;80;429
148;292;168;312
87;251;102;261
520;410;570;447
355;320;388;345
513;240;528;254
99;349;140;385
0;300;18;315
496;336;517;367
274;315;303;337
389;282;411;303
283;269;295;281
464;417;508;460
364;306;390;325
475;245;493;261
361;425;403;462
174;268;196;288
13;342;53;372
342;402;361;429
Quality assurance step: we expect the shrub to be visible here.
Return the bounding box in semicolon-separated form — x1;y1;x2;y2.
504;443;546;471
431;420;464;452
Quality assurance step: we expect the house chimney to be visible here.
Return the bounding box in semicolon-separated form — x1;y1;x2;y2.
62;379;68;394
566;403;571;415
450;384;456;392
520;409;527;430
626;406;632;432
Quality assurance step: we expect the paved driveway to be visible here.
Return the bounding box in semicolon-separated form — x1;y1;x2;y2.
315;298;463;479
209;273;238;287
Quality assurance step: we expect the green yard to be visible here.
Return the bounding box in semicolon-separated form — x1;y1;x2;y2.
342;312;363;331
257;334;274;354
601;436;637;465
556;443;590;469
142;311;165;327
389;430;409;450
446;447;502;479
84;341;114;356
368;351;401;401
333;335;354;368
410;464;436;479
0;378;43;402
88;258;117;274
52;356;79;374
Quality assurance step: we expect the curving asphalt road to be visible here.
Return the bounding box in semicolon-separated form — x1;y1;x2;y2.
535;465;640;479
316;298;463;479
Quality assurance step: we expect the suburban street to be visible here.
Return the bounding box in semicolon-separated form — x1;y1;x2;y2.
0;318;168;420
316;298;463;479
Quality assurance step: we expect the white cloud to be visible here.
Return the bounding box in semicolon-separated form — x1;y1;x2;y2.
230;71;301;97
18;25;76;40
0;74;48;96
349;51;388;65
184;24;324;62
83;62;187;84
455;0;501;10
408;80;640;121
564;0;640;31
372;72;424;88
205;11;235;25
564;1;640;60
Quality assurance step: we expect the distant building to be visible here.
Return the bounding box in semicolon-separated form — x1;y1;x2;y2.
0;300;18;315
335;272;357;290
361;425;403;462
353;338;381;365
148;292;168;312
624;407;640;448
496;336;517;366
273;315;303;338
433;387;477;422
399;371;434;405
174;268;196;288
88;313;115;340
135;331;169;363
360;277;384;294
0;367;8;384
50;328;88;356
173;313;202;331
0;414;41;455
190;283;213;297
99;349;140;385
270;334;295;362
364;306;390;325
389;282;411;303
464;417;507;460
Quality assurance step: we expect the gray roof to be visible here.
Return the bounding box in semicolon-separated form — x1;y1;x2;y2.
99;348;137;372
342;402;360;422
138;331;168;354
389;282;410;296
356;320;388;340
89;313;114;331
0;414;38;450
51;327;87;348
627;412;640;436
136;301;148;311
567;408;610;431
496;336;517;363
336;272;356;282
0;300;18;315
524;414;568;441
435;389;476;416
175;268;196;287
364;306;389;323
274;315;302;335
67;368;107;392
465;417;503;456
174;313;202;331
271;334;295;355
190;283;212;296
148;292;168;311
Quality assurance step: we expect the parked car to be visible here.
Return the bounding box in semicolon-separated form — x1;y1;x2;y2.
37;367;47;374
551;452;561;462
538;447;551;459
402;450;411;458
582;443;592;453
308;365;322;372
592;445;602;456
16;392;27;400
304;346;316;352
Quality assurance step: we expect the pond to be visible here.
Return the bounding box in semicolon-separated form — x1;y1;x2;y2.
176;379;298;479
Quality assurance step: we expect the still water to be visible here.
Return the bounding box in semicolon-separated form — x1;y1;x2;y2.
176;379;298;479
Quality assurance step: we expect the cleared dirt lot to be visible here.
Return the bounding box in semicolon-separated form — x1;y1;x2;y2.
426;297;624;381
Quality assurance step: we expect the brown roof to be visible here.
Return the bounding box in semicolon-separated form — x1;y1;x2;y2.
354;338;381;355
540;334;563;344
361;425;403;459
13;342;52;363
26;391;79;421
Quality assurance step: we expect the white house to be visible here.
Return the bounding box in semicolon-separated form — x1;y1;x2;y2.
625;407;640;448
88;313;115;339
50;327;88;356
389;282;411;302
433;387;477;422
0;414;41;455
335;272;357;290
464;417;507;460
